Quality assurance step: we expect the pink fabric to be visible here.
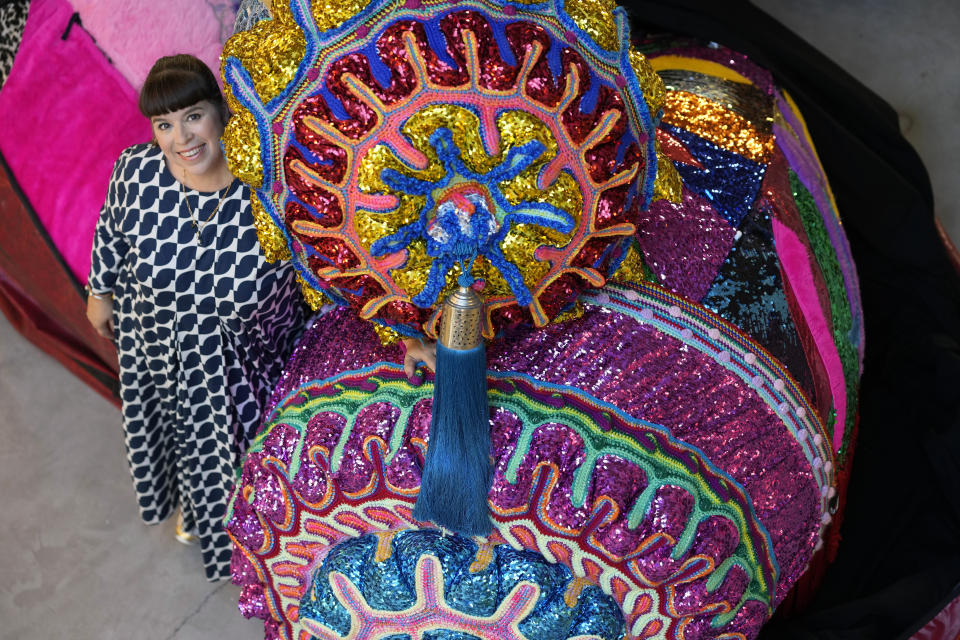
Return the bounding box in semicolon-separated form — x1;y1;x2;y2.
772;218;847;452
67;0;235;90
910;593;960;640
0;0;151;284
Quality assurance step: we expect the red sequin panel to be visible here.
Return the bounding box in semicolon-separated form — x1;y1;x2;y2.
294;92;375;141
379;21;467;88
583;88;632;184
283;157;344;225
538;272;589;319
558;50;596;145
489;302;532;332
656;127;703;169
506;23;564;107
440;11;521;91
594;184;634;229
326;51;416;108
572;237;617;272
380;299;430;327
329;274;387;311
305;238;362;272
285;200;342;231
290;112;348;183
284;144;345;186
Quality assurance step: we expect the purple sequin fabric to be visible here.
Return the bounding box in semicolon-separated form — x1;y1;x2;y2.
497;307;817;606
267;308;403;417
637;186;737;300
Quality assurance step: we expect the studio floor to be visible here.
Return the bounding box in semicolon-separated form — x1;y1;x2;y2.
1;2;957;638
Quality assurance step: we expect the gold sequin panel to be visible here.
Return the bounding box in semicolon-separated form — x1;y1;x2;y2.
658;71;775;163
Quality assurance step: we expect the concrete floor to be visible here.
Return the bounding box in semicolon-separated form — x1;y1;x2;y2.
0;324;258;638
1;2;957;639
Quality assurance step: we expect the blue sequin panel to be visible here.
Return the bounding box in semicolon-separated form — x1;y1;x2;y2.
298;530;625;640
664;124;767;228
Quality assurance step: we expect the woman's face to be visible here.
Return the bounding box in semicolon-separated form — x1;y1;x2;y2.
150;100;226;181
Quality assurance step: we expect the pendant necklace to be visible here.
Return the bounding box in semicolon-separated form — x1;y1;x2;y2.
180;172;236;242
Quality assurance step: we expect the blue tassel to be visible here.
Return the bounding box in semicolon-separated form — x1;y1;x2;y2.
412;341;492;536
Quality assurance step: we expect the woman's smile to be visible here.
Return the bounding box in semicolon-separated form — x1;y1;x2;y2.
177;143;206;161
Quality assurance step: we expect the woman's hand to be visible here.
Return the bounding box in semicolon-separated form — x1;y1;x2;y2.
86;294;114;339
401;337;436;380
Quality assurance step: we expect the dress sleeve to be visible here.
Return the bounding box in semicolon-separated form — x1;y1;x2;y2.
87;151;131;294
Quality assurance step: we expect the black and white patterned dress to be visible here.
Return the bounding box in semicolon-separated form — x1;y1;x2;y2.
88;144;305;581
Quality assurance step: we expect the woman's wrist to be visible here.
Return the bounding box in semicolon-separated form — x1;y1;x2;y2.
85;284;112;300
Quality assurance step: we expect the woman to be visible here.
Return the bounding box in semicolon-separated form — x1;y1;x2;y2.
85;54;305;581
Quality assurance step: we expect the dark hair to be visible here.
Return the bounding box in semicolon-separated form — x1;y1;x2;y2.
138;54;226;119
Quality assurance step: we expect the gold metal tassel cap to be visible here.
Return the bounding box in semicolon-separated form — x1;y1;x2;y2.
438;286;483;351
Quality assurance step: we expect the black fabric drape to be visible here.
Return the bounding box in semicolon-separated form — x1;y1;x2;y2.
623;2;960;638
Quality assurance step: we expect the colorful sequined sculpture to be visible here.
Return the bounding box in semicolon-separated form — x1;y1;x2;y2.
226;33;865;640
221;0;867;633
220;0;677;341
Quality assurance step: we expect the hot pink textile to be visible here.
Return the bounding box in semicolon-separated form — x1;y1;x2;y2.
67;0;234;90
910;593;960;640
0;0;151;284
772;217;847;452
